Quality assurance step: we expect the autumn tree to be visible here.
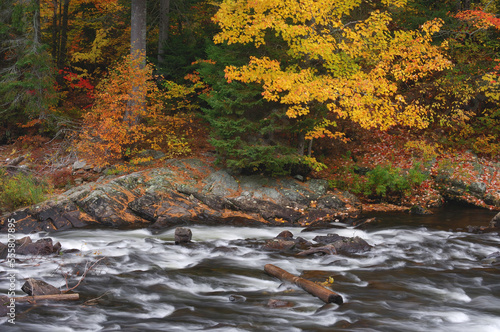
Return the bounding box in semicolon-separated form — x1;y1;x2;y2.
78;52;190;166
212;0;452;170
397;0;500;155
439;4;500;155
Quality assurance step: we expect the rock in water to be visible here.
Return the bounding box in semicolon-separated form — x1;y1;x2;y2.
16;238;61;256
21;278;60;296
313;234;371;254
489;212;500;229
175;227;192;244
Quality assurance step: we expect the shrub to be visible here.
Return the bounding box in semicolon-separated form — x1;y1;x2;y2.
353;163;428;200
0;169;52;212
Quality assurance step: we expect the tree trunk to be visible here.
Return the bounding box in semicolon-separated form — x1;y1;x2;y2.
131;0;147;68
51;0;58;60
157;0;170;64
307;138;313;157
126;0;147;126
57;0;70;69
34;0;41;44
264;264;343;304
297;133;305;156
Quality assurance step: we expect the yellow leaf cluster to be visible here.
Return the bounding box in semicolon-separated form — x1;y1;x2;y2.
72;29;109;63
214;0;451;134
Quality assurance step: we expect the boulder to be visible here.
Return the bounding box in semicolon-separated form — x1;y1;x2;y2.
317;195;346;210
409;205;433;215
17;238;61;256
21;278;60;296
313;234;371;254
175;227;192;244
262;239;297;252
489;212;500;229
72;160;87;171
296;244;338;256
0;295;9;316
262;231;312;252
0;243;7;259
202;170;239;197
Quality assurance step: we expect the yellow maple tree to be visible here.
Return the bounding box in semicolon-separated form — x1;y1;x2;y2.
213;0;452;139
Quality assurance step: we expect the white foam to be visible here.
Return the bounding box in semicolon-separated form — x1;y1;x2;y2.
411;283;472;302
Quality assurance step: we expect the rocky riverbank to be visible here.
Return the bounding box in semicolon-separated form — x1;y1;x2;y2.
0;158;364;233
1;153;500;234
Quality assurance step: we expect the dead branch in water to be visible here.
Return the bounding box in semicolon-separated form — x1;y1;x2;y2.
13;293;79;303
63;257;106;293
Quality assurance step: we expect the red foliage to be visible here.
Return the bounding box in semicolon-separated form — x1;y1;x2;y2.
59;68;95;98
454;9;500;30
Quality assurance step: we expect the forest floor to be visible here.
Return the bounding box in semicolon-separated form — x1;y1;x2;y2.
1;121;499;214
314;128;500;212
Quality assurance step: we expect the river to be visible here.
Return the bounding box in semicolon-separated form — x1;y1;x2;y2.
1;206;499;331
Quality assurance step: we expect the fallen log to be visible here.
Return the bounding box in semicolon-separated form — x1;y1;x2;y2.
264;264;343;305
12;293;79;303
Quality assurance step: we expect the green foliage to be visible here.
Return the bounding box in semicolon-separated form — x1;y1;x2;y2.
0;0;58;142
198;43;310;175
352;163;428;199
0;169;52;212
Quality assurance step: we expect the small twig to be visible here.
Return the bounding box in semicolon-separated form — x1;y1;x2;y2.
83;291;111;306
62;257;106;293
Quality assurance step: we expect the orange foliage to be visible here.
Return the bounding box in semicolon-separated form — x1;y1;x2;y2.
78;52;190;166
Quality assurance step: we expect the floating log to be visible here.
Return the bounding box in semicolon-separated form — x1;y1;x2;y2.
264;264;343;304
12;293;79;303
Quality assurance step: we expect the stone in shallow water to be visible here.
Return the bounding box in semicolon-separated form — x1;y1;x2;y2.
267;299;294;308
17;238;61;256
313;234;371;254
175;227;192;244
21;278;60;296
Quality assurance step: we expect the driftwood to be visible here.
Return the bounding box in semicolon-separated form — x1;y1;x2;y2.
264;264;343;304
13;293;79;303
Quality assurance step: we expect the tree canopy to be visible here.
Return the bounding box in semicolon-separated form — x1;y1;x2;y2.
1;0;499;171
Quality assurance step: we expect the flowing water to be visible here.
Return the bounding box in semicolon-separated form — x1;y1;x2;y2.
1;207;499;331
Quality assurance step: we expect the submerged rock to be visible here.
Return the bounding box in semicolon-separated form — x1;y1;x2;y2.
482;251;500;265
267;299;294;308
